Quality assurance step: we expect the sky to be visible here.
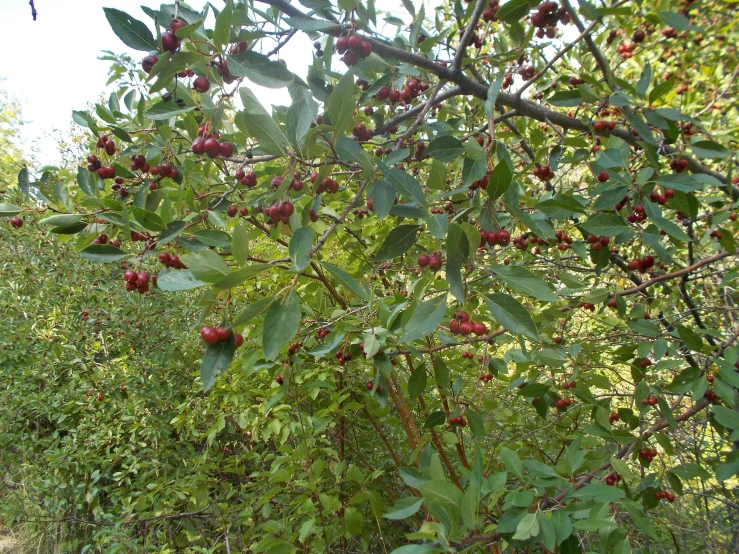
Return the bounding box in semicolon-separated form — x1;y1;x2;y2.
0;0;414;166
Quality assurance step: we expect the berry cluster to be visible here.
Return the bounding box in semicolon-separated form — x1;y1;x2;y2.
200;325;243;347
315;328;330;340
642;395;658;405
649;187;675;205
627;255;655;273
604;472;622;486
317;177;340;194
531;2;571;39
192;137;234;158
481;0;501;22
470;171;490;191
617;42;635;59
334;349;352;366
710;229;723;241
586;234;610;252
150;162;179;180
482;228;511;246
417;252;443;271
593;120;617;132
461;351;475;360
655;490;676;502
554;398;572;409
264;201;294;224
670;158;689;173
479;372;494;383
449;311;489;336
129;154;150;173
351;123;374;143
562;380;576;389
233;169;257;187
123;269;153;293
580;302;596;312
158;251;187;269
626;203;647;223
704;389;717;402
449;416;467;427
569;75;585;85
553;229;573;250
336;33;373;67
533;164;555;181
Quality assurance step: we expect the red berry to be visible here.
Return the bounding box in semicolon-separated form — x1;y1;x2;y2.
204;138;221;157
234;333;244;347
193;76;210;93
161;31;180;53
219;141;234;158
216;327;231;341
200;326;219;345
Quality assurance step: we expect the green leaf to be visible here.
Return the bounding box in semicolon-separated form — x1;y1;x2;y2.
193;229;231;248
485;72;505;118
418;479;463;508
446;259;464;303
513;513;540;541
487;161;512;201
39;214;84;227
79;244;127;262
496;0;531;23
447;223;471;263
636;62;651;98
103;8;157;51
389;546;443;554
537;195;586;219
426;135;465;162
572;484;625;502
237;87;289;155
213;0;234;51
156;268;207;291
382;497;424;520
677;324;704;351
263;290;301;360
690;140;730;159
427;214;448;239
77;166;95;196
649;75;675;104
713;406;739;430
580;213;631;236
226;50;295;88
144;102;196;121
17;166;30;196
485;293;539;342
500;447;523;479
201;334;235;391
158;220;187;245
131;206;164;232
375;224;419;262
232;223;249;267
289;227;315;271
490;265;557;302
0;203;22;216
233;294;276;327
213;264;273;291
378;162;426;207
284;14;337;32
423;411;447;429
180;250;230;283
326;70;357;139
400;296;447;343
336;136;374;179
372;180;395;221
319;262;369;300
407;363;427;398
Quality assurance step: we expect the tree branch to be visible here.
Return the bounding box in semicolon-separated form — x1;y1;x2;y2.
453;0;488;73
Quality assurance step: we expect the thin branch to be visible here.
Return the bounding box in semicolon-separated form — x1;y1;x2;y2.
452;0;488;73
696;64;739;117
560;0;615;89
29;0;37;21
395;79;447;146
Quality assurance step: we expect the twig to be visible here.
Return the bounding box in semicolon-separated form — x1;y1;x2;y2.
29;0;37;20
696;64;739;117
452;0;488;73
395;79;447;147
